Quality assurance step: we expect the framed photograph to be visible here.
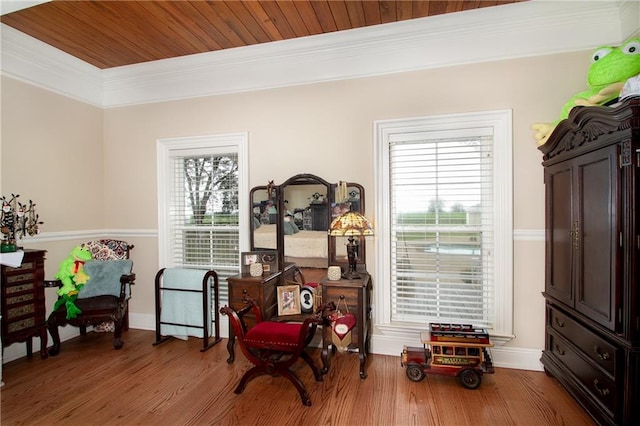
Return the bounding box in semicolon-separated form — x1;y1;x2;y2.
241;250;278;274
300;285;315;313
277;285;301;316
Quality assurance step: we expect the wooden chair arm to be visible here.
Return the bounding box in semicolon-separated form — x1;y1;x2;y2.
220;305;248;340
119;273;135;299
120;273;136;284
44;279;62;288
297;301;337;343
314;301;336;322
239;296;262;322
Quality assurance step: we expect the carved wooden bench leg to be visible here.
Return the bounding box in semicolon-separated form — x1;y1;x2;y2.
279;369;312;406
234;366;265;394
301;351;323;382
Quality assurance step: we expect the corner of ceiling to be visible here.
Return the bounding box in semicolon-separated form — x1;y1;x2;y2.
1;23;103;106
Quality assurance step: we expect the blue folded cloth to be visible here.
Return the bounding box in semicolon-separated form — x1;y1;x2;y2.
159;268;212;339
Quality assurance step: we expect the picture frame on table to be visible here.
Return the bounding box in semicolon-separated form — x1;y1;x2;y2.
240;250;278;274
277;285;301;316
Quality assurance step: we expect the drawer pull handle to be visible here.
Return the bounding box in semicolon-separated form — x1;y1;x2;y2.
593;345;610;360
554;317;564;327
242;289;248;294
554;344;565;355
593;379;610;396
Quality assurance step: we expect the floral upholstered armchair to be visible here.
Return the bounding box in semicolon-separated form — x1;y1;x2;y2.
46;239;135;355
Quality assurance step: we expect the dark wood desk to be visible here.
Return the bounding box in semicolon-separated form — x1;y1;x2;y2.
320;272;371;379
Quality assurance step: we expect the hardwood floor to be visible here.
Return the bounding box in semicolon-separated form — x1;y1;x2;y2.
1;329;595;425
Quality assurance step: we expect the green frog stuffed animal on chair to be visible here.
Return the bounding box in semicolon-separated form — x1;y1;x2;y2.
52;245;92;319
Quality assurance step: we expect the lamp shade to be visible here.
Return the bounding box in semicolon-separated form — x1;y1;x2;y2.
328;211;374;236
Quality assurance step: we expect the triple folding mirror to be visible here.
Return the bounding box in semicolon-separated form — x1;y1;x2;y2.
250;173;365;271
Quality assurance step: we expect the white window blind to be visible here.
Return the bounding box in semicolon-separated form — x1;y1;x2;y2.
389;129;494;327
375;111;512;342
159;134;248;304
168;151;239;300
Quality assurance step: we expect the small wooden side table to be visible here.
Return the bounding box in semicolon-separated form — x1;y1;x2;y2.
321;272;372;379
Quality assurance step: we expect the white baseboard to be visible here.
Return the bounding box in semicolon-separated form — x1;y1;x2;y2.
489;345;544;371
370;331;544;371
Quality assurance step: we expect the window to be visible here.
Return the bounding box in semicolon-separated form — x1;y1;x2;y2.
157;133;249;303
375;111;512;342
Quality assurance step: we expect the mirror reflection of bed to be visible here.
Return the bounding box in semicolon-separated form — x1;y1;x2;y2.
253;223;346;268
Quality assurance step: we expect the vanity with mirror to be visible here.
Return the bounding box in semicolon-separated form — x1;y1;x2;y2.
249;173;366;271
227;173;371;375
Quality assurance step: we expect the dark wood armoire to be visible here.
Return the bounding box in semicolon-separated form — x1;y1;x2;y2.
538;96;640;425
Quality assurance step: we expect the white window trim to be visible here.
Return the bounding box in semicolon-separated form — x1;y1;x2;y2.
156;132;249;268
374;111;514;345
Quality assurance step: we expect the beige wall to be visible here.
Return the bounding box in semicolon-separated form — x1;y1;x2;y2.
1;48;591;354
1;78;105;231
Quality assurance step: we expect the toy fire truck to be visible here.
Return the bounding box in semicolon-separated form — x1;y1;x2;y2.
400;323;494;389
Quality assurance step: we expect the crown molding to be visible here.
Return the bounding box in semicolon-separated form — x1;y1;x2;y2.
1;0;636;108
1;24;103;106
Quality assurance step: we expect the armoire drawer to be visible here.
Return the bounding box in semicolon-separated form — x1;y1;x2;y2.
4;281;35;293
5;272;36;285
7;317;36;334
3;260;36;274
6;303;36;320
548;306;618;376
549;331;618;417
5;292;35;305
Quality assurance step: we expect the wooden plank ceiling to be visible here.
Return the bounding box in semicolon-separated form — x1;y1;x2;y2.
1;1;524;69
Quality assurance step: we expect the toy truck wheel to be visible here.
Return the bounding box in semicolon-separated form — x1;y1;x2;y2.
458;369;482;389
405;364;426;382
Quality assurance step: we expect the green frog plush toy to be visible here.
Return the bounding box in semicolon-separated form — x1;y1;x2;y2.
52;245;92;319
533;38;640;146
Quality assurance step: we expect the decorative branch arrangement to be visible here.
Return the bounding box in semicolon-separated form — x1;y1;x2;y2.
1;193;43;252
